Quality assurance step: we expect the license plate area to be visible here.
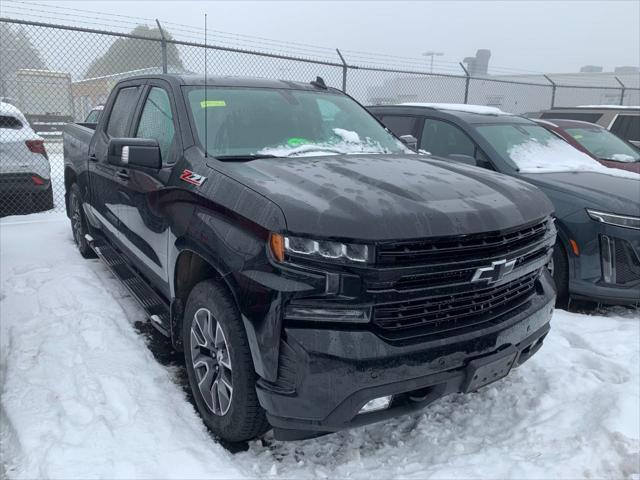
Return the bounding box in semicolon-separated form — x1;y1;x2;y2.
463;346;518;392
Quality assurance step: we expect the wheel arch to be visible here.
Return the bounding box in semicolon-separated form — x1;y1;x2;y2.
64;166;77;217
170;246;241;350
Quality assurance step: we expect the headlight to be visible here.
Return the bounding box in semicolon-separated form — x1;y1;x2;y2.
586;209;640;230
269;233;371;264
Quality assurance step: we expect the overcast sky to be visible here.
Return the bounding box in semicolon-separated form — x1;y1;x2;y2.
8;0;640;74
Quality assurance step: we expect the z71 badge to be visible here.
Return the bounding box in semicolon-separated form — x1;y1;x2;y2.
179;169;207;187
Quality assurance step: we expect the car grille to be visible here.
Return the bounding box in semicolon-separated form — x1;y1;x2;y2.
376;218;550;267
369;218;554;340
372;271;539;340
613;238;640;285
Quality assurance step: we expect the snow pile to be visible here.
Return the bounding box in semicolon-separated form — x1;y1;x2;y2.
258;128;408;157
400;103;510;115
1;215;639;479
510;137;640;179
0;216;245;479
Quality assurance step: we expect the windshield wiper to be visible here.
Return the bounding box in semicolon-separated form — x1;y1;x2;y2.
214;154;278;161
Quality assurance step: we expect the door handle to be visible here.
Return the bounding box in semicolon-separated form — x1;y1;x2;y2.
89;153;98;162
115;170;129;181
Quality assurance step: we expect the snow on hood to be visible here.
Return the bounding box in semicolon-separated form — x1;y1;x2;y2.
258;128;411;157
509;137;640;180
611;153;637;163
401;103;510;115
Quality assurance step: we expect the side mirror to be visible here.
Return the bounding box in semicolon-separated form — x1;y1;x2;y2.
107;138;161;169
399;135;418;151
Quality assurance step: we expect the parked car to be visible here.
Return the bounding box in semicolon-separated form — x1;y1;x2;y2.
534;118;640;173
0;101;53;216
84;104;103;124
63;75;556;442
370;103;640;307
527;106;640;147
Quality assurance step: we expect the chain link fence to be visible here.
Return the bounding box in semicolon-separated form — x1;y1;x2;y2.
1;17;638;217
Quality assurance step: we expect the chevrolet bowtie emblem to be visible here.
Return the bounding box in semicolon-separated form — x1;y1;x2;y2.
471;259;517;284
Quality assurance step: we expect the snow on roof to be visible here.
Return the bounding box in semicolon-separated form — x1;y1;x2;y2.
400;103;510;115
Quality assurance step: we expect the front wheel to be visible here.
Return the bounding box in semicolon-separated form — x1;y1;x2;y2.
183;279;269;442
68;183;96;259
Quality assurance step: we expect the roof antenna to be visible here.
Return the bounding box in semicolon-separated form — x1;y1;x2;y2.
204;12;208;158
311;76;327;89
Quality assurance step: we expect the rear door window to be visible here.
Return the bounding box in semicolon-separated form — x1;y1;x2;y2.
378;115;418;138
610;115;640;142
106;86;141;138
420;118;476;157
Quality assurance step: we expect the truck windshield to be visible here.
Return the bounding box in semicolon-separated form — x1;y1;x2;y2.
477;123;602;173
565;127;640;163
184;87;408;158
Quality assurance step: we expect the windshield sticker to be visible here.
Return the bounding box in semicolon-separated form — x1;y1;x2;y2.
287;137;311;147
200;100;226;108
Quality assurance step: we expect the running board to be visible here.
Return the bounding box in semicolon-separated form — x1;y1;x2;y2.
85;233;171;336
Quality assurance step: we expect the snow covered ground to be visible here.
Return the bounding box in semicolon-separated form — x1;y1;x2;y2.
1;214;639;479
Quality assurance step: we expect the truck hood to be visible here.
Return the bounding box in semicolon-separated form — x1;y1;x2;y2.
519;172;640;217
217;154;553;240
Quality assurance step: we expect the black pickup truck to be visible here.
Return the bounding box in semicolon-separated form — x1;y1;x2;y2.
63;74;556;442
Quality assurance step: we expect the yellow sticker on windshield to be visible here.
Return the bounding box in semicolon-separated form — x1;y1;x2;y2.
200;100;226;108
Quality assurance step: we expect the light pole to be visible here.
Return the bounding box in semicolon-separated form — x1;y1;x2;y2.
422;51;444;73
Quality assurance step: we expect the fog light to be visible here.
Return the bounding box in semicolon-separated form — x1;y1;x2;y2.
284;306;370;323
358;395;392;414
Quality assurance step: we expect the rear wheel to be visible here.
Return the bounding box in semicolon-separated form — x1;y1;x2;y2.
550;241;569;307
69;183;96;259
183;279;269;442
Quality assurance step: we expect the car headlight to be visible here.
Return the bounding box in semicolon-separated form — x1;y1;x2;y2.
269;233;371;264
586;209;640;230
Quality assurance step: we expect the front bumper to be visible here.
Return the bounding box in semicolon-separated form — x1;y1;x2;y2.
567;219;640;305
256;271;555;440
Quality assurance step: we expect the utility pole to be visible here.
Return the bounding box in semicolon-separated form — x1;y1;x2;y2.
423;51;444;73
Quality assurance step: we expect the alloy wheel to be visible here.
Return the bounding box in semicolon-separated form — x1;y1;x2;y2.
71;193;83;247
190;307;233;416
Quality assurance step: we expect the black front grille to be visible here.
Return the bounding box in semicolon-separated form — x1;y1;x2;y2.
376;219;549;267
372;271;539;339
613;238;640;285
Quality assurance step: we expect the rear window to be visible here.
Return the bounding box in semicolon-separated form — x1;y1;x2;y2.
106;86;140;138
0;115;22;129
610;115;640;142
540;112;602;123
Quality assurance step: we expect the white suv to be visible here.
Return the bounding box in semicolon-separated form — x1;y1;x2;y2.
0;101;53;215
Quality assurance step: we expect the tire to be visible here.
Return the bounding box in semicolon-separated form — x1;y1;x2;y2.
183;279;269;442
68;183;96;259
550;241;569;307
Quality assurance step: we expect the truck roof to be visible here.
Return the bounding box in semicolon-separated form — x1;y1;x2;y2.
119;73;338;92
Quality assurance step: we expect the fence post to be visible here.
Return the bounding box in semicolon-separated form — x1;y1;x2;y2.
336;49;348;93
156;19;168;74
543;75;556;108
459;62;470;104
614;76;626;106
